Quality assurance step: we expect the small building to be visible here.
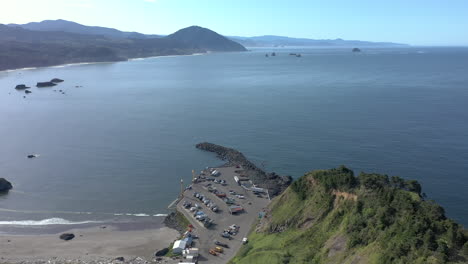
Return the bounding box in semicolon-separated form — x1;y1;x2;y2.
184;248;199;257
251;187;266;193
186;255;196;262
182;236;193;246
211;170;220;176
172;240;187;254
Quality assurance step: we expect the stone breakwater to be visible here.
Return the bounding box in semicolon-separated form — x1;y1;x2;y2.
195;142;292;197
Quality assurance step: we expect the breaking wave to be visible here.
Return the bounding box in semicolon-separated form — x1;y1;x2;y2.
0;218;99;226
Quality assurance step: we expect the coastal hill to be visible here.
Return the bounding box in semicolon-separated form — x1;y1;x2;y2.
167;26;247;52
0;22;246;71
8;19;161;39
231;166;468;264
229;35;408;47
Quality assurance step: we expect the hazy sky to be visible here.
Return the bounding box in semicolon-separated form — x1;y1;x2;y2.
1;0;467;46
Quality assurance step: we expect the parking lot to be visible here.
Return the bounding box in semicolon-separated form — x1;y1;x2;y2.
176;165;270;264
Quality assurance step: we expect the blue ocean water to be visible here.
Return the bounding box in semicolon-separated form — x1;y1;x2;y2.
1;47;467;227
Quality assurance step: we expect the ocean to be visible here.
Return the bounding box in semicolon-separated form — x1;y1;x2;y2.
1;47;467;231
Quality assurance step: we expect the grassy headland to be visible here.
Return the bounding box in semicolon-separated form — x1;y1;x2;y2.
230;166;468;264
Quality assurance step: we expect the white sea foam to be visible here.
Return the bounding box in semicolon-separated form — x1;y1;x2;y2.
0;218;99;226
153;214;168;217
132;213;150;217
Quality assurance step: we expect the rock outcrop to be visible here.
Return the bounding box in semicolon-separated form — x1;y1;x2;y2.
352;48;361;52
15;84;30;90
59;233;75;241
51;78;64;83
0;178;13;192
36;82;57;87
195;142;292;197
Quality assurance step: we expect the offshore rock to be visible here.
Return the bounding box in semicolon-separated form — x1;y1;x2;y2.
15;84;30;90
37;82;57;87
51;78;64;83
0;178;13;192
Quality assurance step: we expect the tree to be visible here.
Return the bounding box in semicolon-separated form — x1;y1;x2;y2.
391;176;405;189
405;180;422;196
424;230;437;251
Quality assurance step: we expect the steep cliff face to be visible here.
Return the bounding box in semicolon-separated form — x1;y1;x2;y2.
195;142;292;197
231;166;468;264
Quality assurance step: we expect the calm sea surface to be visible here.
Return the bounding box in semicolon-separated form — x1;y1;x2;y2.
1;47;467;229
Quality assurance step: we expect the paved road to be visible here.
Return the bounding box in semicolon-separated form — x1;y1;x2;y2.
176;166;270;264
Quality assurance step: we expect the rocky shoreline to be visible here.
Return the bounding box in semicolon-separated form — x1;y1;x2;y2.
195;142;292;197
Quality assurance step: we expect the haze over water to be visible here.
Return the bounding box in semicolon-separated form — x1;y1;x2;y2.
1;47;467;228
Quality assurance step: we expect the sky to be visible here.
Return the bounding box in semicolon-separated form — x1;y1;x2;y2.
0;0;467;46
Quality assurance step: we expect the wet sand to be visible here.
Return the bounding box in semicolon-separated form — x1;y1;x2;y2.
0;224;179;263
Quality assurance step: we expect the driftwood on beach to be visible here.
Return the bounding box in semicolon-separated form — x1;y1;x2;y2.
195;142;292;197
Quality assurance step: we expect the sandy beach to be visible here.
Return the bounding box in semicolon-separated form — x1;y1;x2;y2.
0;224;179;263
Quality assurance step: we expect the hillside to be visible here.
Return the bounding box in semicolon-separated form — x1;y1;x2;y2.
9;19;161;39
231;166;468;264
229;35;408;47
167;26;247;52
0;23;246;71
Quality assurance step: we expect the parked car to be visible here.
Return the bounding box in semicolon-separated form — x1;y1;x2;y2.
221;232;231;239
214;240;229;248
214;247;224;253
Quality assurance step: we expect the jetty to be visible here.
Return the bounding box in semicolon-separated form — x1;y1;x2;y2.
166;143;290;263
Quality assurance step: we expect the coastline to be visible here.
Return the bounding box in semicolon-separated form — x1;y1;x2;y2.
0;144;285;263
0;52;207;74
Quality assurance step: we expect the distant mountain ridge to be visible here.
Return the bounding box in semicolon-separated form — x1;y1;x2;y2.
0;21;246;71
8;19;161;39
8;19;407;47
229;35;408;47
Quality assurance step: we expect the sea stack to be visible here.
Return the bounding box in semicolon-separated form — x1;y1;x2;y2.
51;78;64;83
352;48;361;52
0;178;13;192
36;82;57;87
15;84;30;90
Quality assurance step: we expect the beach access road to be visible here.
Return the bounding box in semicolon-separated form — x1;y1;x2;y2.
177;166;270;264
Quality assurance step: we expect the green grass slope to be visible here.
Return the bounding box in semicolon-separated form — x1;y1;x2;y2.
230;166;468;264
